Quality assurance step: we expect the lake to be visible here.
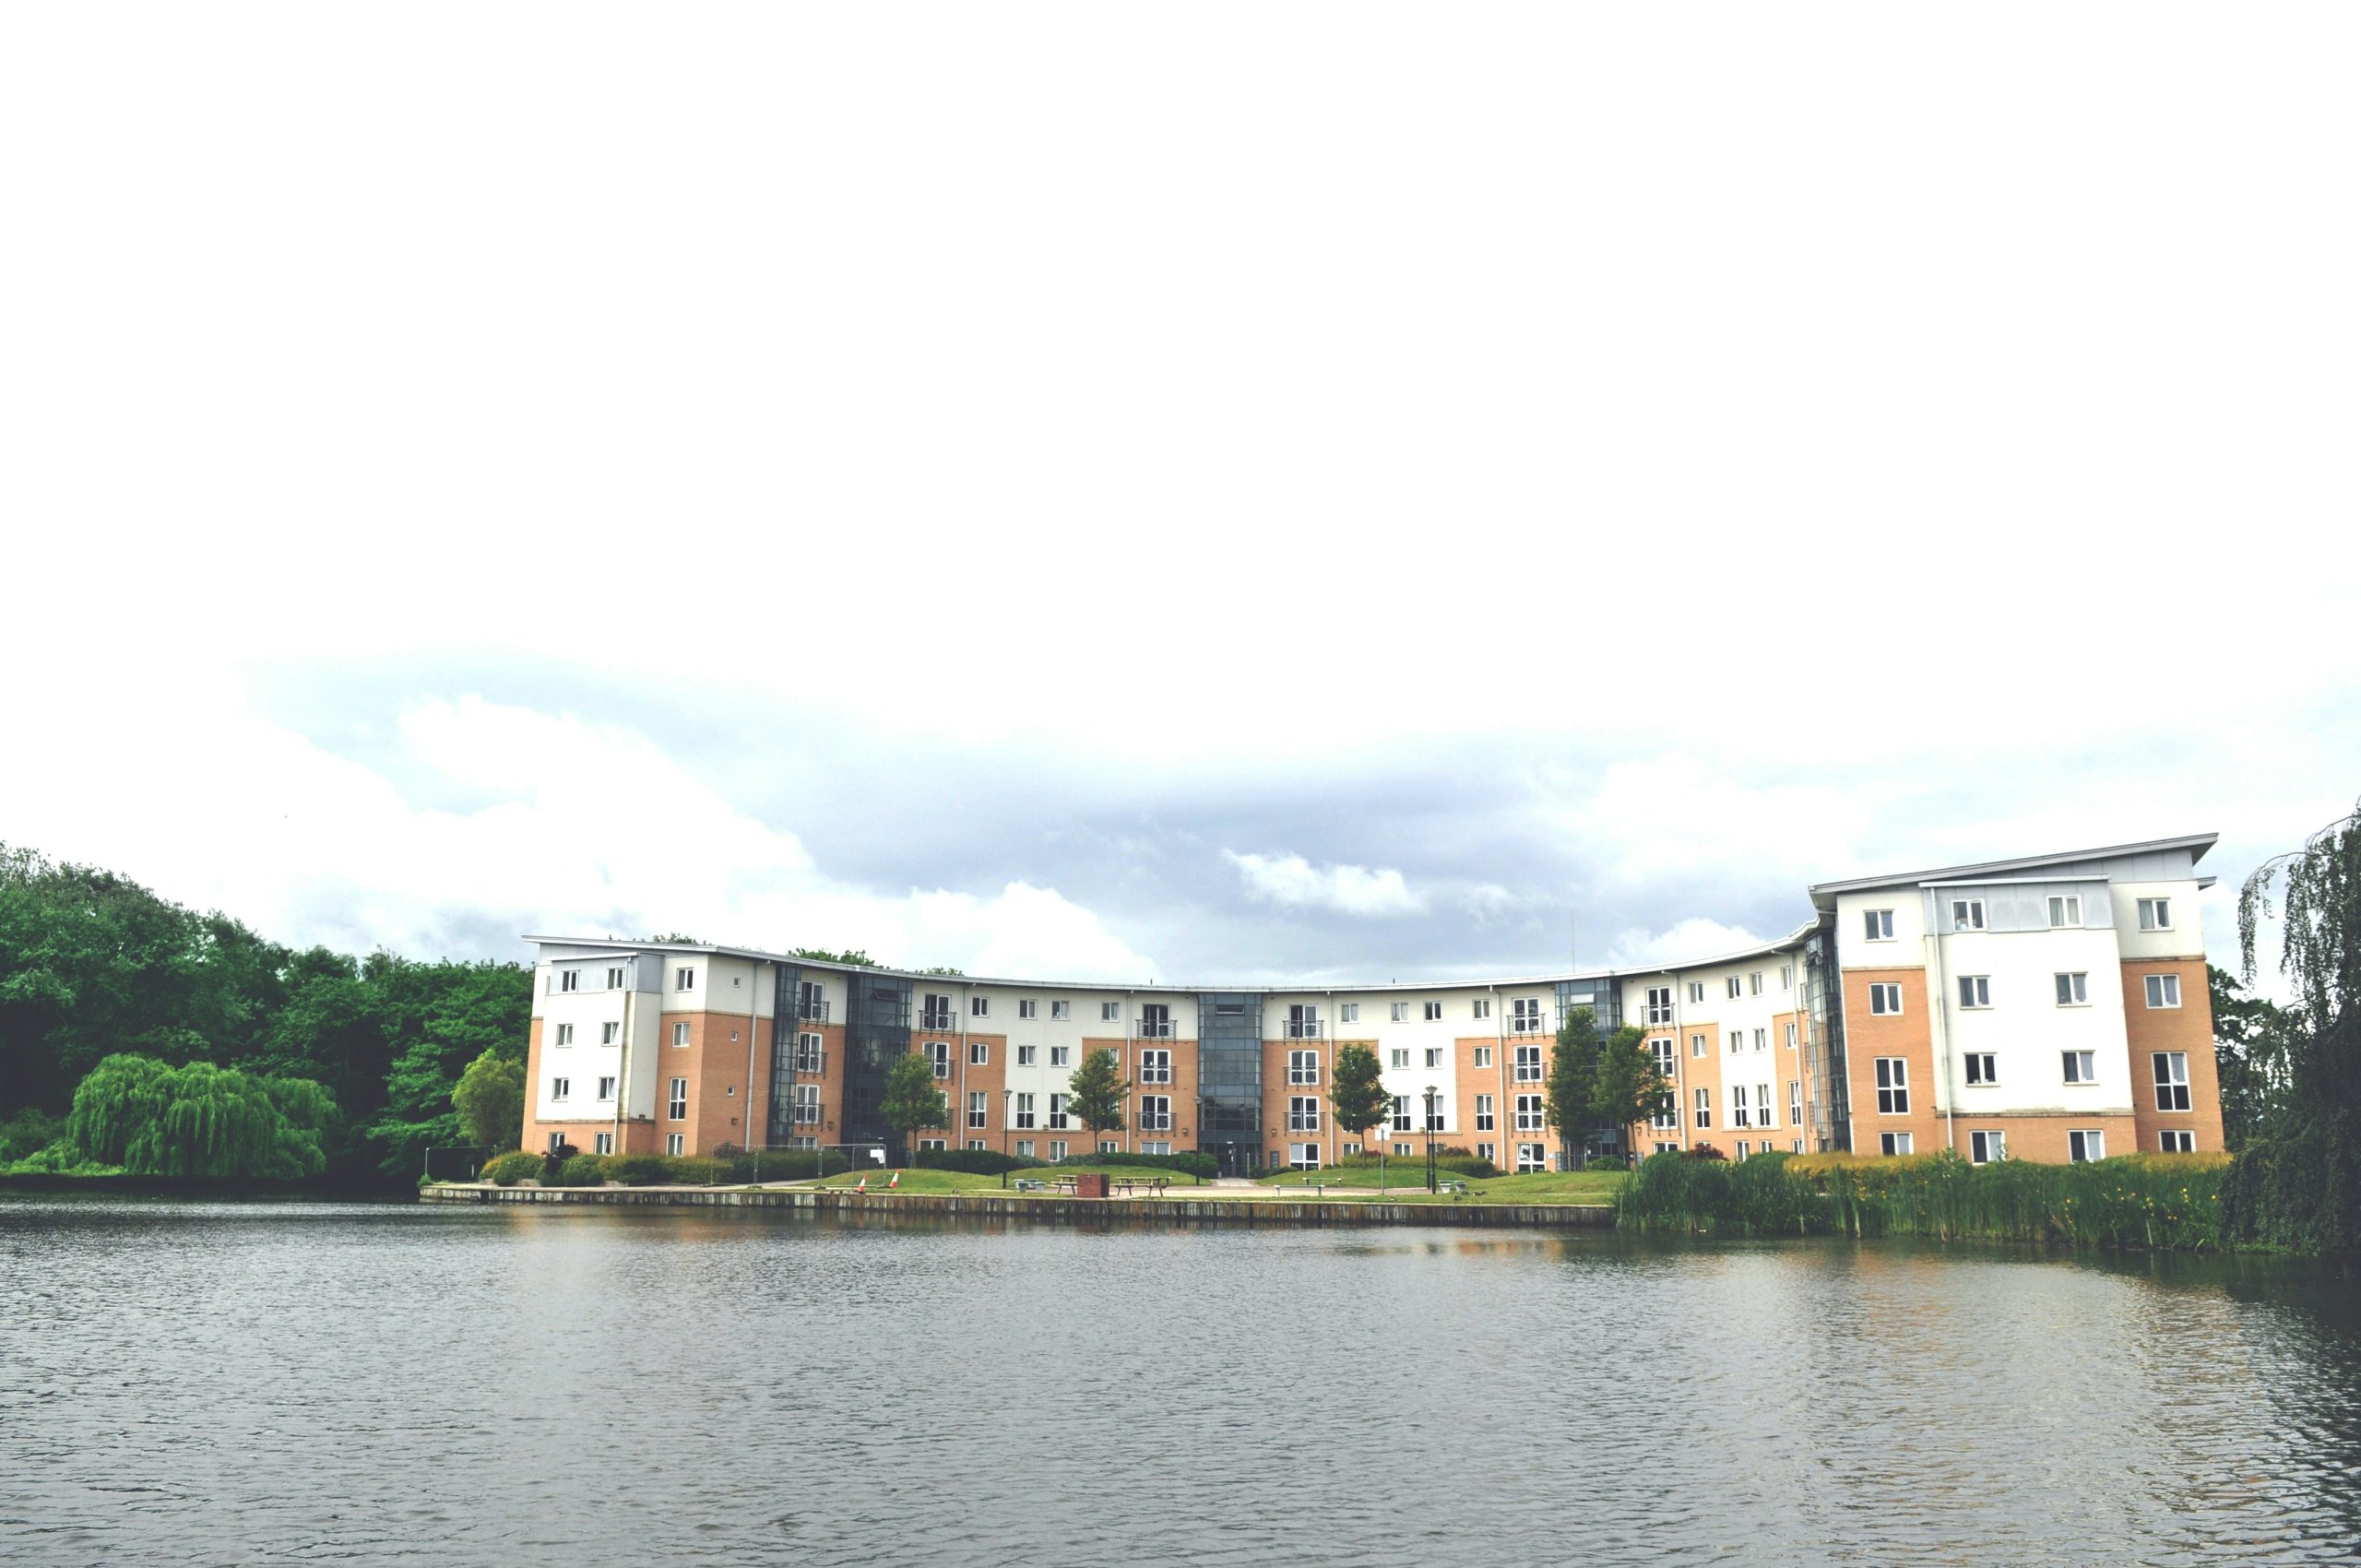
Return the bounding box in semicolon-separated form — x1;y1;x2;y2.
4;1196;2359;1565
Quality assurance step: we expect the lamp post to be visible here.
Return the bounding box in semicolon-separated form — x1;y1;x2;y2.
1002;1088;1012;1189
1423;1085;1439;1194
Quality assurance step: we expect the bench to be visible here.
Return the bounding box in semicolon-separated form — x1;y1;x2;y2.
1439;1179;1471;1198
1012;1178;1047;1194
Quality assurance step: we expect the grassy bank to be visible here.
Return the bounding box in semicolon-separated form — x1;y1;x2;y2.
1615;1149;2232;1249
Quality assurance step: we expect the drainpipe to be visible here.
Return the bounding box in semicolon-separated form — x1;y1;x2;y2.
612;963;632;1158
1923;894;1957;1155
742;960;763;1170
957;982;970;1163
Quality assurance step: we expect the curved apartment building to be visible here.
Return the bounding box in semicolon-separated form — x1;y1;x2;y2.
520;833;2225;1172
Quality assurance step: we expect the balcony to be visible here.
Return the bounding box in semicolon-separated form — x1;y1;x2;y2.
1283;1019;1325;1039
1139;1112;1173;1132
1139;1064;1173;1084
798;1000;831;1024
792;1051;825;1076
1508;1015;1548;1036
1287;1114;1321;1133
919;1009;955;1031
1135;1017;1175;1039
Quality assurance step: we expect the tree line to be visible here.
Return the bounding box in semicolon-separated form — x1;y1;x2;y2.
0;843;531;1185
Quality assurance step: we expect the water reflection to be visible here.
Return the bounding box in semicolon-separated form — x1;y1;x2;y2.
3;1197;2359;1566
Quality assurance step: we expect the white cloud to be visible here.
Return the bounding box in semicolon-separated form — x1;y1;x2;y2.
1602;919;1773;970
1223;850;1424;917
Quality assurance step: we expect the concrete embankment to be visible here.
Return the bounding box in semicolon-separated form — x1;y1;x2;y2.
418;1183;1615;1229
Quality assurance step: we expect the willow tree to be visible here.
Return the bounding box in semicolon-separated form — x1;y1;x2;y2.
67;1053;337;1180
2221;796;2361;1252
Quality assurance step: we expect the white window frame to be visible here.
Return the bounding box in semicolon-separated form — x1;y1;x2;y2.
606;966;625;989
1050;1045;1070;1068
1101;1002;1120;1022
1424;1047;1443;1070
967;1091;987;1129
2062;1051;2096;1085
1969;1129;2006;1163
597;1075;616;1101
1014;1092;1036;1129
1016;1044;1036;1067
2144;973;2182;1009
1139;1049;1172;1085
1731;1084;1750;1128
1472;998;1492;1020
1784;1022;1797;1051
2152;1051;2190;1111
970;996;990;1018
1874;1057;1909;1115
552;1076;571;1101
2047;895;2082;928
2160;1129;2195;1153
1017;999;1038;1020
969;1040;990;1065
1950;898;1986;932
1516;1142;1548;1173
1864;909;1894;942
1513;1043;1543;1082
1687;982;1705;1004
1869;983;1902;1016
1287;1096;1321;1133
2138;897;2172;932
671;1021;690;1048
1958;975;1991;1009
1474;1045;1493;1069
1726;977;1742;1000
1693;1087;1712;1130
1880;1132;1914;1157
1048;1093;1067;1130
1288;1050;1320;1086
1391;1002;1409;1022
555;1023;575;1047
594;1132;613;1155
1051;1000;1070;1021
1390;1048;1410;1070
675;967;695;992
2068;1129;2105;1162
1644;988;1673;1026
1475;1094;1495;1131
666;1134;684;1157
1691;1033;1706;1059
601;1021;619;1045
2056;971;2089;1006
926;1039;951;1079
1339;1002;1359;1024
1423;1001;1442;1022
1750;971;1763;995
1964;1052;1997;1086
1513;1094;1544;1132
792;1084;820;1125
667;1078;687;1120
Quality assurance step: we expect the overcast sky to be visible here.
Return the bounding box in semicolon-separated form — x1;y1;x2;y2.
4;5;2355;991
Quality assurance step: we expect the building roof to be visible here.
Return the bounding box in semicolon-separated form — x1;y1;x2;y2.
1805;832;2217;909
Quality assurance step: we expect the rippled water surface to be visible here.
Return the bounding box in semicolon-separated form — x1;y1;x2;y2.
5;1197;2361;1566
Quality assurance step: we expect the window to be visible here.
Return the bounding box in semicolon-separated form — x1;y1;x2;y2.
1693;1087;1712;1129
1513;1044;1543;1082
1339;1002;1360;1024
1015;1139;1035;1159
1728;1031;1743;1055
596;1075;615;1101
1051;1001;1070;1020
1392;1002;1409;1022
676;967;695;992
1101;1002;1119;1021
926;1040;951;1078
1517;1143;1548;1173
1140;1099;1174;1133
1140;1049;1172;1084
2145;974;2182;1009
2139;897;2172;932
1731;1085;1750;1127
1512;998;1544;1034
671;1021;689;1048
1750;972;1763;995
1014;1092;1036;1128
1964;1053;1997;1085
1017;1000;1037;1020
1472;998;1492;1019
1424;1001;1443;1022
606;966;625;989
667;1078;687;1120
1734;1142;1749;1160
1969;1129;2006;1163
1691;1033;1706;1058
2153;1051;2190;1111
1048;1093;1067;1129
552;1076;571;1101
792;1085;819;1125
1391;1049;1410;1069
1288;1097;1321;1132
559;969;579;993
1950;898;1986;932
1958;976;1991;1009
1514;1094;1544;1131
1474;1045;1493;1069
1017;1045;1036;1067
1645;987;1673;1026
1476;1094;1495;1131
1393;1143;1414;1158
1757;1084;1773;1127
1287;1004;1322;1039
1788;1081;1802;1125
1050;1046;1070;1067
1425;1047;1443;1070
1864;909;1894;941
967;1092;987;1129
1392;1097;1412;1133
2062;1051;2096;1085
970;996;989;1018
667;1134;685;1157
1726;977;1742;1000
555;1023;575;1047
1477;1143;1496;1163
1287;1142;1321;1170
2161;1129;2196;1153
1784;1022;1797;1051
1050;1139;1069;1160
1874;1058;1908;1114
969;1140;989;1152
969;1040;990;1065
600;1021;619;1045
2054;971;2090;1006
1753;1028;1767;1052
1099;1141;1119;1155
2047;895;2082;928
1288;1050;1320;1085
1781;965;1793;990
1869;983;1902;1016
1688;982;1705;1004
796;1032;823;1073
1880;1132;1913;1156
920;993;954;1029
2069;1129;2105;1162
594;1132;613;1155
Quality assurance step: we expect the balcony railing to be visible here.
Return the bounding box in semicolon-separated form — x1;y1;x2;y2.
1508;1015;1548;1035
798;1000;831;1023
1287;1114;1321;1133
1135;1018;1175;1039
1283;1020;1324;1039
919;1010;955;1031
792;1051;826;1076
1138;1112;1173;1132
1139;1064;1173;1084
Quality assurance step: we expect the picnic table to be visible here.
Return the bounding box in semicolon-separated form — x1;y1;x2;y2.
1109;1176;1170;1197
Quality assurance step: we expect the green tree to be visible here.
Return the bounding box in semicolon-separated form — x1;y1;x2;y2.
1064;1046;1131;1149
2224;796;2361;1251
1328;1044;1391;1155
451;1048;526;1149
1543;1007;1604;1170
791;947;876;967
65;1053;336;1179
2210;965;2296;1151
1588;1024;1669;1165
880;1049;950;1158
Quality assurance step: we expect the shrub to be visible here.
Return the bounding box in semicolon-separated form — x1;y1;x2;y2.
914;1147;1036;1176
724;1149;851;1182
555;1154;608;1187
482;1151;542;1186
608;1154;732;1186
1041;1150;1217;1178
610;1154;670;1186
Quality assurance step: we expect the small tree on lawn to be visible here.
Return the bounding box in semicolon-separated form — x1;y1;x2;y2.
1065;1046;1131;1156
880;1049;949;1164
452;1048;525;1150
1329;1043;1391;1176
1544;1006;1603;1171
1588;1024;1668;1167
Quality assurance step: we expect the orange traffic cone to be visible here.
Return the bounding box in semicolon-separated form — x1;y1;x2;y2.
887;1170;900;1190
855;1174;868;1194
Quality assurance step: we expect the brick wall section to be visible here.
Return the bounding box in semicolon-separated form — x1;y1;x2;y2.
1845;968;1941;1155
2118;957;2225;1153
1946;1113;2141;1164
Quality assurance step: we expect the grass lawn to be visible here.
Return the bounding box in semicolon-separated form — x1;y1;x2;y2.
1260;1169;1625;1205
1001;1164;1216;1190
800;1169;1007;1194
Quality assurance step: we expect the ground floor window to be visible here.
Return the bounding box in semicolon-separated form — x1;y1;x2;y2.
967;1139;987;1151
1789;1140;1802;1154
2069;1129;2105;1162
1969;1130;2006;1163
918;1137;945;1150
1476;1142;1497;1162
1342;1143;1361;1157
1141;1141;1171;1155
1880;1132;1912;1156
594;1132;613;1155
1099;1141;1119;1155
1655;1142;1679;1155
2160;1129;2195;1153
666;1134;684;1156
1734;1142;1749;1159
792;1085;820;1125
788;1135;816;1150
1290;1143;1321;1169
1049;1140;1068;1160
1514;1143;1548;1172
1016;1139;1035;1158
547;1132;565;1152
1393;1142;1413;1158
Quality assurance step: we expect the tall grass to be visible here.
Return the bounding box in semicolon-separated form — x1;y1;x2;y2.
1615;1149;2231;1250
